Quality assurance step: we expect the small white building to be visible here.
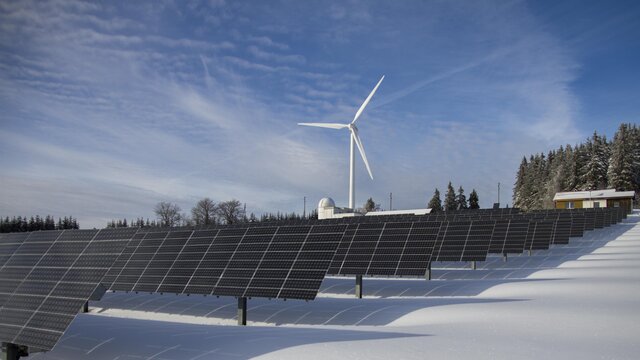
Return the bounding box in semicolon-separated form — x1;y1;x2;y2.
317;197;431;220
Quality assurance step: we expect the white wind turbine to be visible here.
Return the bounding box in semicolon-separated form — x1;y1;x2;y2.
299;75;384;210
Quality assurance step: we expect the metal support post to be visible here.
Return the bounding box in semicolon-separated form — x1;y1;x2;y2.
83;301;89;313
470;261;477;270
237;297;247;326
425;263;431;281
355;275;363;299
503;253;508;262
528;249;532;256
2;343;28;360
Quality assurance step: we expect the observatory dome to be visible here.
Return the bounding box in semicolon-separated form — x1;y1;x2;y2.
318;197;336;209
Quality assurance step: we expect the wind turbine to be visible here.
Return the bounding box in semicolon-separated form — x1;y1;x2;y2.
299;75;385;210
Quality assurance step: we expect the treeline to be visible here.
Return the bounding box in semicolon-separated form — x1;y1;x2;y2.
106;198;318;228
513;123;640;211
0;215;79;233
427;182;480;212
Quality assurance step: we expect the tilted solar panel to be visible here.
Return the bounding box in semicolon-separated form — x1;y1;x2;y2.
0;228;135;351
593;210;604;229
107;225;345;301
327;221;440;278
396;221;441;276
0;233;30;269
502;219;530;254
602;209;612;227
569;214;585;238
551;217;572;245
583;211;596;231
327;224;358;275
488;219;510;254
524;220;554;251
433;221;471;262
462;220;495;262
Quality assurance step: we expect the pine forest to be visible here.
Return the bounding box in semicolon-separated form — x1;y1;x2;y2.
513;123;639;211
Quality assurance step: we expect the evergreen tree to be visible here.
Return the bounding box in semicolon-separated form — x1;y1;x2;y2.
444;182;457;211
513;157;528;209
427;188;442;212
469;189;479;209
583;131;610;190
455;186;468;210
608;123;635;190
363;197;377;213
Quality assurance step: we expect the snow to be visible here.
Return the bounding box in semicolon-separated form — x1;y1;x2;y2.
32;212;640;359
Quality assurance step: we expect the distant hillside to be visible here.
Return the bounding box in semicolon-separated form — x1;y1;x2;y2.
513;123;639;211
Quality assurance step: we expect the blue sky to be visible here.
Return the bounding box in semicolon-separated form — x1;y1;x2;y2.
1;0;638;228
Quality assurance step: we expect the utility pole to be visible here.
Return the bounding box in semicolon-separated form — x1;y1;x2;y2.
498;182;501;206
303;196;306;218
389;192;393;211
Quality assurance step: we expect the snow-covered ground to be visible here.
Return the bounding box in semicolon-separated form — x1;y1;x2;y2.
32;212;640;359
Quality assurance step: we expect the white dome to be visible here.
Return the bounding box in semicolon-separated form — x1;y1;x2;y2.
318;197;336;209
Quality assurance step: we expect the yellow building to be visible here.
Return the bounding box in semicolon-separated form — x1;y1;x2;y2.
553;189;635;213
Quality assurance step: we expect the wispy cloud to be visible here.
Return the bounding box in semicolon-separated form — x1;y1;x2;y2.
0;0;619;228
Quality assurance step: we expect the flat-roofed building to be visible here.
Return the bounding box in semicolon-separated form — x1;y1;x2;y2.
553;189;635;212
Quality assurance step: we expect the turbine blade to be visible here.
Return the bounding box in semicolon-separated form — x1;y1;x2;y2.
352;75;385;124
351;128;373;179
298;122;349;129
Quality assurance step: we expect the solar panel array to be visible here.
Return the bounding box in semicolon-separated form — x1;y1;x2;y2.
0;206;628;354
104;224;346;300
0;228;135;351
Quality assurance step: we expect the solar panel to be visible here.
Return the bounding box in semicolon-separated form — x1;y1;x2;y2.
601;209;612;227
502;219;530;254
327;224;358;275
396;221;440;276
327;221;440;278
0;228;135;351
433;221;471;262
569;214;585;238
460;220;495;262
488;219;510;254
108;225;345;301
0;231;63;309
524;220;554;251
593;209;604;229
0;233;30;269
583;210;596;231
551;217;572;245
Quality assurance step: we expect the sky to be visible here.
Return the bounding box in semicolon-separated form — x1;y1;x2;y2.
1;0;639;228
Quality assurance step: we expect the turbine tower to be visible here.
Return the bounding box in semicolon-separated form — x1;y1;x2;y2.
299;76;384;209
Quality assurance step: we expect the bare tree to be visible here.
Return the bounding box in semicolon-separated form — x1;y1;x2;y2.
191;198;217;225
216;199;245;224
154;201;182;227
179;212;193;227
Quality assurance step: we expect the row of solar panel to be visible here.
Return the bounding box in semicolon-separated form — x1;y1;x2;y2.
0;207;625;351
